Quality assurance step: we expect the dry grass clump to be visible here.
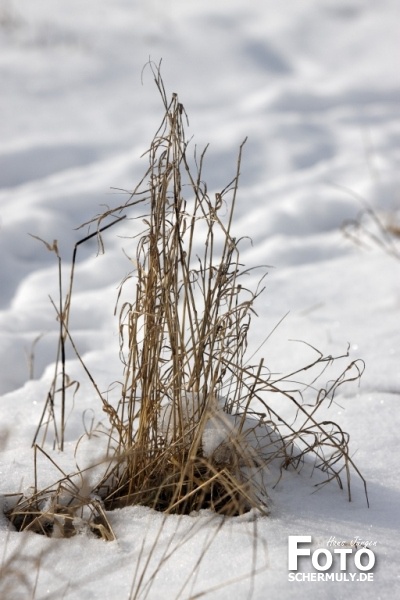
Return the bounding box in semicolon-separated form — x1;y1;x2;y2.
343;205;400;260
87;72;266;517
4;446;115;540
5;485;114;541
5;66;368;537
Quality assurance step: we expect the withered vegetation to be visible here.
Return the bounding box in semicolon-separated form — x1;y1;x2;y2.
5;67;368;540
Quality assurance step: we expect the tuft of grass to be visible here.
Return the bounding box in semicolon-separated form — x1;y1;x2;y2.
89;68;267;516
6;64;368;539
343;205;400;260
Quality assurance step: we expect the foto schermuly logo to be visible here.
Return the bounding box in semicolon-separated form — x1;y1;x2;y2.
288;535;377;582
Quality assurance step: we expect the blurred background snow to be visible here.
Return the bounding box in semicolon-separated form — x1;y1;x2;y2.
1;0;399;395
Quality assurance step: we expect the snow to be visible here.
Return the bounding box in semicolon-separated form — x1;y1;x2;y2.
1;0;400;597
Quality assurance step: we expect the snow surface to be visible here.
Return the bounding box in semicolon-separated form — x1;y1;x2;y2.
1;0;400;598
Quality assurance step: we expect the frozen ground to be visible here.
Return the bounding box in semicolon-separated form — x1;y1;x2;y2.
0;0;400;598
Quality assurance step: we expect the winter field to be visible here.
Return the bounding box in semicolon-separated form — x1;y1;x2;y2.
1;0;400;598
